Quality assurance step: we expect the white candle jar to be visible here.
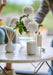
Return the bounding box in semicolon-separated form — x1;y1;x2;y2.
27;41;38;55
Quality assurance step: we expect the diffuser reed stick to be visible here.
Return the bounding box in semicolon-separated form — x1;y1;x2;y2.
5;27;16;42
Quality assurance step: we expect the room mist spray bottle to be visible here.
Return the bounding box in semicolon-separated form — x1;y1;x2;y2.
37;32;42;57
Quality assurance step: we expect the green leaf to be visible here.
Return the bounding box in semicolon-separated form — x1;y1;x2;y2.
19;28;23;35
18;24;23;28
19;15;29;21
20;21;24;25
14;25;17;29
39;24;43;28
14;14;29;34
16;21;19;24
14;23;19;29
23;27;27;32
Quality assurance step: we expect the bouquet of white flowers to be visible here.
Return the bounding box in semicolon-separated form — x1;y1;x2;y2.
9;6;42;35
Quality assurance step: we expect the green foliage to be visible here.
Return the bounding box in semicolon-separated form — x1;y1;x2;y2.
31;1;41;12
42;12;53;30
2;3;24;14
39;24;43;28
32;1;53;31
2;1;53;31
14;15;29;35
2;1;41;15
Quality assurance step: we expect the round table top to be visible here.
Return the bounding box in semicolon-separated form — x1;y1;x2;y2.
0;44;53;63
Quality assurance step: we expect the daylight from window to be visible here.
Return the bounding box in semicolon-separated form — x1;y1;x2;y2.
1;0;53;31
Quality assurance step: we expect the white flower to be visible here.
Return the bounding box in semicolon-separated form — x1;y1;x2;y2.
23;17;33;28
9;17;18;28
27;21;38;33
23;6;34;15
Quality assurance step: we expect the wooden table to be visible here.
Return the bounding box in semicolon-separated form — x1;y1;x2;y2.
0;44;53;74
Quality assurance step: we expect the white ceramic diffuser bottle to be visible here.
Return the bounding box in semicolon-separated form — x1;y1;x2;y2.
5;27;16;53
5;42;15;53
37;32;42;57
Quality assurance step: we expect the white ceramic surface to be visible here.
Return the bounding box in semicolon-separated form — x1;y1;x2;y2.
0;44;53;63
5;42;15;53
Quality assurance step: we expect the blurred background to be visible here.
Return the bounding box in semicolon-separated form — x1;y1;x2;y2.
1;0;53;31
0;0;53;73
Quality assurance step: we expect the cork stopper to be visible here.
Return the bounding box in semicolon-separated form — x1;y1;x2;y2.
27;41;36;43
